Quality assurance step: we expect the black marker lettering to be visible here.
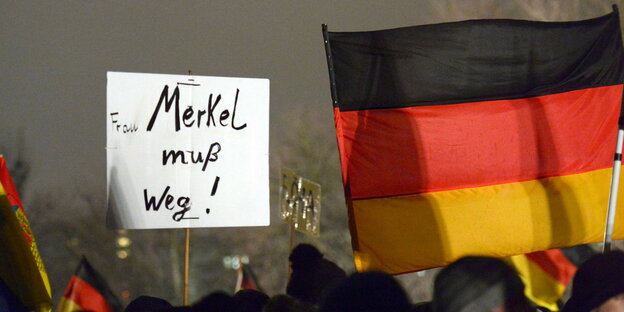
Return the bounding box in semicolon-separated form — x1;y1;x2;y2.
143;186;171;211
206;94;221;127
122;124;138;133
188;150;205;164
146;85;181;131
211;176;220;196
197;109;206;128
177;197;191;209
165;193;175;210
172;205;199;221
202;143;221;171
110;113;119;130
182;106;194;127
219;110;230;127
231;89;247;130
162;150;189;165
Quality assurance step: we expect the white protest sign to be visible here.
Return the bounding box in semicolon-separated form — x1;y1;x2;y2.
106;72;269;229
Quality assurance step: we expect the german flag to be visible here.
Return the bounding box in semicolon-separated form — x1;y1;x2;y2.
507;249;572;311
0;155;52;311
509;245;595;311
58;257;122;312
235;264;262;293
323;7;624;274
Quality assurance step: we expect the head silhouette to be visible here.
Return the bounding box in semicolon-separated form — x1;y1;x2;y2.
319;271;411;312
562;250;624;312
432;256;532;312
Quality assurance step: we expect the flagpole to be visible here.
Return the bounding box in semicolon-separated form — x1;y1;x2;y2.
603;128;623;253
322;24;339;107
235;265;243;293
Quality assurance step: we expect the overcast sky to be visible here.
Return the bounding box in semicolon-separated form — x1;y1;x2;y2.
1;0;622;199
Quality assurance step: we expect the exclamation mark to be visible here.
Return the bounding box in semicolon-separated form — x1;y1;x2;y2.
206;176;220;214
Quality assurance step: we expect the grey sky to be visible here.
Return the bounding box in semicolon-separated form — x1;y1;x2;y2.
3;1;620;198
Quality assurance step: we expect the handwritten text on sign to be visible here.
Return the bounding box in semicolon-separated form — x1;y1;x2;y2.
106;72;270;229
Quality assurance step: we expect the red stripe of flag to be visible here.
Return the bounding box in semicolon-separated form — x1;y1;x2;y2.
336;86;621;199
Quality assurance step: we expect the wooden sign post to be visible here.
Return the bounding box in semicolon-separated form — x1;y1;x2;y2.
106;71;270;305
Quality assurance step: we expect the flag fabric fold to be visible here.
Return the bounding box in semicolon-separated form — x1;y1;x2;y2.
58;257;122;312
324;9;624;274
0;155;52;311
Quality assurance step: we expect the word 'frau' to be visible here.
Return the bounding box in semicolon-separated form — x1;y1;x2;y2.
146;85;247;132
109;112;138;133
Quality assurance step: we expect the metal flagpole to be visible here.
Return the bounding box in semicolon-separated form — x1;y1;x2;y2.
603;128;623;253
322;24;339;107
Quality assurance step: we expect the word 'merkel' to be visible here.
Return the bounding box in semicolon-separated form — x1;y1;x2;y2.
146;85;247;132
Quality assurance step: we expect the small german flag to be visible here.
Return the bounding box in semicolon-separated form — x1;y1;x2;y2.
235;264;262;293
58;257;121;312
506;246;595;311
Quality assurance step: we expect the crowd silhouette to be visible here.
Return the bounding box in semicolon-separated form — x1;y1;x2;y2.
121;244;624;312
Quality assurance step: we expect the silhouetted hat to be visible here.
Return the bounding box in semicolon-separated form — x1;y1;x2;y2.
561;250;624;312
262;294;315;312
286;244;346;305
192;291;233;312
319;272;411;312
232;289;269;312
125;295;173;312
289;244;323;270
